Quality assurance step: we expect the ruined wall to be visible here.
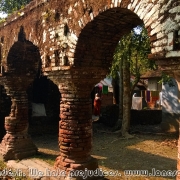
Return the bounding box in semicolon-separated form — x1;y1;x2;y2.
0;0;179;74
1;0;180;177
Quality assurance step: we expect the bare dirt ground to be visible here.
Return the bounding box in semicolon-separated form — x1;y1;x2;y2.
32;123;178;180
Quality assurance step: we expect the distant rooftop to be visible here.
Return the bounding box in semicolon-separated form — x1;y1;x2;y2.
141;70;162;79
95;77;113;92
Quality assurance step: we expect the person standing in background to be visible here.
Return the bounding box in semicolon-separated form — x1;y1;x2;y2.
93;93;101;116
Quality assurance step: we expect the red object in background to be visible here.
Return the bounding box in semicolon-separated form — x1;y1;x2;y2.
98;85;102;91
93;97;101;116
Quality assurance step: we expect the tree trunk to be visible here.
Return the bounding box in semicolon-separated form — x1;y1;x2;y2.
119;59;123;121
113;61;123;131
121;56;133;138
112;78;119;104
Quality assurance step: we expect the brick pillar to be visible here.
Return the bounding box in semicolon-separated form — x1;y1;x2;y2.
54;82;99;179
47;67;107;179
0;80;37;161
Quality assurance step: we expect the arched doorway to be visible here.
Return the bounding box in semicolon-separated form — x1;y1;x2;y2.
51;7;145;178
27;75;60;136
0;27;40;160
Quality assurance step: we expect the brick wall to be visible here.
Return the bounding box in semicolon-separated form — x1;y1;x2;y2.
0;0;180;71
0;0;180;177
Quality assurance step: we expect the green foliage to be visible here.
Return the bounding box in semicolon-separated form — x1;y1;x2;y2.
0;17;6;24
158;72;176;87
0;0;32;14
110;25;156;85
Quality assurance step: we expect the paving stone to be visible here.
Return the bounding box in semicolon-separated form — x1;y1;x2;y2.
6;159;59;180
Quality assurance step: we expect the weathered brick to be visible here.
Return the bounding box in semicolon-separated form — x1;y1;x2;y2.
0;0;180;178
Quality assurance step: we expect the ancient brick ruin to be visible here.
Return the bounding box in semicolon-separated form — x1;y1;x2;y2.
0;0;180;179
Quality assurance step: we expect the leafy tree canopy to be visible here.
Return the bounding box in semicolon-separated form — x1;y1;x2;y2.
0;0;32;14
110;25;157;81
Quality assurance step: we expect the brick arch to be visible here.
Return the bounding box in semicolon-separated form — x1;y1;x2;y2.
0;0;177;71
6;26;41;76
74;7;143;68
0;26;40;71
67;0;165;68
0;28;42;161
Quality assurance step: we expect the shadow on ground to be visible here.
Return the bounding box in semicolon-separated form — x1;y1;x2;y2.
92;123;178;180
31;123;178;180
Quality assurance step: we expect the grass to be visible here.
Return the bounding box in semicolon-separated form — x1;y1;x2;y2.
32;151;56;166
0;160;30;180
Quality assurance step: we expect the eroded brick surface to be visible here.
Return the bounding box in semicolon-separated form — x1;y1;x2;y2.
0;0;180;179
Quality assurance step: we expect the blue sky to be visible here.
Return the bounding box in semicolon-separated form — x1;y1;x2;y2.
0;12;7;18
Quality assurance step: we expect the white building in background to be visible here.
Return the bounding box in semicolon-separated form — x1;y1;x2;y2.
141;70;162;91
95;77;113;93
141;70;180;133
